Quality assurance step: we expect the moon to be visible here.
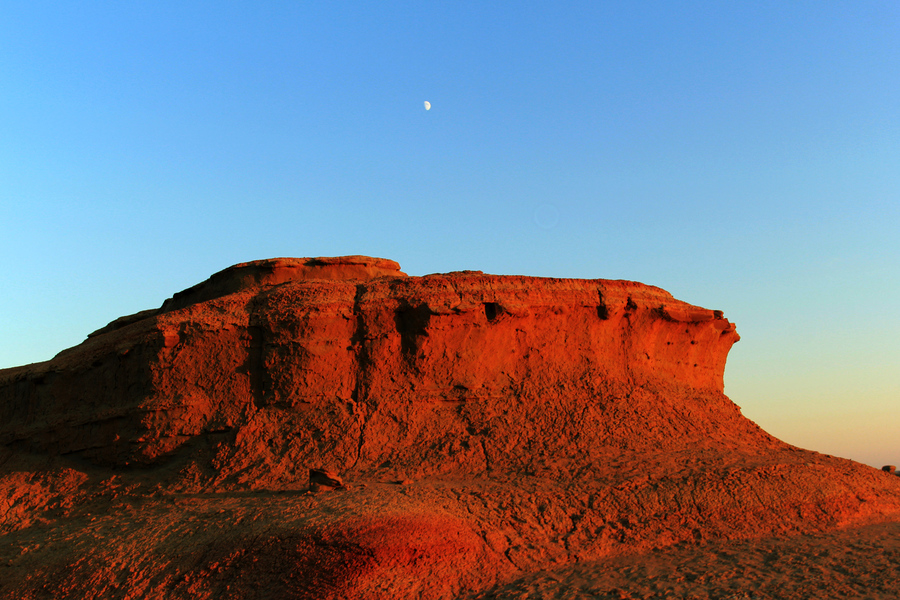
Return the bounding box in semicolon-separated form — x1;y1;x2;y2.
424;101;431;111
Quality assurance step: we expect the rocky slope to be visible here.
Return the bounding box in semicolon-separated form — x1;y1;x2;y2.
1;256;898;599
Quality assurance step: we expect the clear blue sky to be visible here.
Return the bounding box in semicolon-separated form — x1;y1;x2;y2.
2;1;898;467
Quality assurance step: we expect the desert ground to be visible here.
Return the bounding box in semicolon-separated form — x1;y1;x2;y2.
2;466;898;599
472;520;900;599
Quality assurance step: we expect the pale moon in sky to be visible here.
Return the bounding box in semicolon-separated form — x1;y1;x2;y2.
424;101;431;110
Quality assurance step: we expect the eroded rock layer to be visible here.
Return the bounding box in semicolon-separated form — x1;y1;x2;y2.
1;256;898;600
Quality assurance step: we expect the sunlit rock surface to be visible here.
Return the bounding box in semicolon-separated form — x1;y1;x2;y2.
2;257;898;599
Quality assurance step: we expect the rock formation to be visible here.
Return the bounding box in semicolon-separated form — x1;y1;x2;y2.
1;256;898;599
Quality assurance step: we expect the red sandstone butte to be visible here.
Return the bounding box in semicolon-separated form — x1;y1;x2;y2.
1;256;899;599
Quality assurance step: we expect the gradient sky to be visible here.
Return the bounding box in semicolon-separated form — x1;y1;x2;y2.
2;2;898;467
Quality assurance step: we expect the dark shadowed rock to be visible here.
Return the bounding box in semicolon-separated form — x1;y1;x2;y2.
309;468;344;491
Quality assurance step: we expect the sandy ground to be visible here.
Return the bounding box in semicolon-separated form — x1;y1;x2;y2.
2;460;899;599
2;466;899;599
470;521;900;599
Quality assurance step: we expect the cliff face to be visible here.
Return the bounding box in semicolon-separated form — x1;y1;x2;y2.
1;257;898;600
1;256;745;475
